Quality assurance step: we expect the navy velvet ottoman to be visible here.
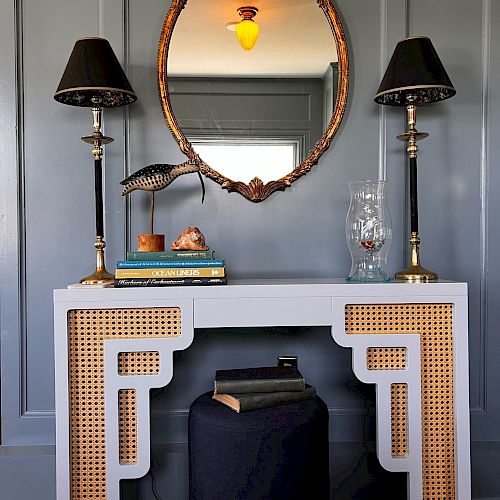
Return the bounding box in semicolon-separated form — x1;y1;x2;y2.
188;392;330;500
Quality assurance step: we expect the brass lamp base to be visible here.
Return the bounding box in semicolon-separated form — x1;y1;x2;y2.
79;236;114;284
80;268;114;285
396;231;438;283
395;265;438;283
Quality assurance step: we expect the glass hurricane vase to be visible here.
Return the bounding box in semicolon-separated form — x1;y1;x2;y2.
346;180;392;282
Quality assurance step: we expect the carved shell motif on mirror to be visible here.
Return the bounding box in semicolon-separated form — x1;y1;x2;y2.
158;0;349;202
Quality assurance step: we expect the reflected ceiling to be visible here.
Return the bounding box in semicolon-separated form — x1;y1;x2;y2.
168;0;338;77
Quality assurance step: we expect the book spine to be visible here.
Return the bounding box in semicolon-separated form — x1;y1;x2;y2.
238;387;316;412
115;267;225;279
117;259;224;269
127;250;214;261
114;277;227;287
214;377;305;394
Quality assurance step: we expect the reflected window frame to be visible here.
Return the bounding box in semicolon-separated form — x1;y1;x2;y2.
191;136;303;184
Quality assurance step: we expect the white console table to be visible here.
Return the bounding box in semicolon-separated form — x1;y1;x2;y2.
53;279;471;500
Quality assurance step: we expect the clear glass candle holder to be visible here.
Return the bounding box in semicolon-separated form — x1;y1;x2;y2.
345;180;392;282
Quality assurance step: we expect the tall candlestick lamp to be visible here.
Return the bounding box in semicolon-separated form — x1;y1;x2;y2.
374;36;455;282
54;37;137;284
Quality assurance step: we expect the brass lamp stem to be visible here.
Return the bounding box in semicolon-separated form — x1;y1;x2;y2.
406;104;419;158
90;106;104;160
410;232;420;267
80;99;115;284
395;97;437;283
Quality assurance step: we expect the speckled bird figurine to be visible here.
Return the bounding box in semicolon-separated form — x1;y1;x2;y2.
120;160;205;200
120;160;205;234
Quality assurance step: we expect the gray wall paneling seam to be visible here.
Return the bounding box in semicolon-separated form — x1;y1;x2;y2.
478;0;500;435
0;0;28;446
377;0;408;277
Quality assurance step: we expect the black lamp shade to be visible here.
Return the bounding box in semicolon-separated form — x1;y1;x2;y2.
374;36;455;106
54;37;137;108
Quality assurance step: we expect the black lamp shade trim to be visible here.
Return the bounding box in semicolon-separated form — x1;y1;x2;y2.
54;37;137;108
54;87;136;108
375;84;456;106
374;36;456;106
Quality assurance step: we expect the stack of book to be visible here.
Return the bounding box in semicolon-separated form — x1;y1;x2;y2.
114;249;227;287
212;365;316;413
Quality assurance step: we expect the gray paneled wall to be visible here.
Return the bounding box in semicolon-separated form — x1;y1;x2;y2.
0;0;499;498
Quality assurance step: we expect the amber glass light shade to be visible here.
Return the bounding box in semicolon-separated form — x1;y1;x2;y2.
236;19;259;51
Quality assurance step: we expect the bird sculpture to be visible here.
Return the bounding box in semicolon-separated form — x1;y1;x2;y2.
120;160;205;234
120;161;205;198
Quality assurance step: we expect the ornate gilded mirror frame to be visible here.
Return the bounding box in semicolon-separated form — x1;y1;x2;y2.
158;0;349;202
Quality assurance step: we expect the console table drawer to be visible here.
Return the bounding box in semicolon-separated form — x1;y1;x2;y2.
194;296;332;328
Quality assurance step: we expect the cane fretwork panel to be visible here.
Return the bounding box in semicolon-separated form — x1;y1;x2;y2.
345;303;454;500
118;351;160;375
391;383;408;457
119;389;137;463
367;347;407;370
67;307;181;500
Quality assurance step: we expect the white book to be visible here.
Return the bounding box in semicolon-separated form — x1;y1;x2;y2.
67;282;114;289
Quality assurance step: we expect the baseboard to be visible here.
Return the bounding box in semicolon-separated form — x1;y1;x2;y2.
2;440;498;499
471;441;500;500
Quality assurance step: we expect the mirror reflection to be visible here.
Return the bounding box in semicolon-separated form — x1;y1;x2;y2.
160;0;347;201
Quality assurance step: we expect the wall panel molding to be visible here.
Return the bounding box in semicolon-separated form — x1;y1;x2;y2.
477;0;491;414
100;0;132;269
0;0;24;443
123;0;133;254
377;0;389;181
378;0;407;272
1;0;133;444
472;0;500;439
16;0;29;419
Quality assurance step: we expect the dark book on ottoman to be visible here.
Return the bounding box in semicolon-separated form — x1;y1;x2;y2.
214;366;305;394
213;385;316;413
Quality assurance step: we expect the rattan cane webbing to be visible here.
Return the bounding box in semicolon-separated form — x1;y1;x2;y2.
367;347;407;370
118;351;160;375
119;389;137;463
391;383;408;457
67;307;181;500
345;304;455;499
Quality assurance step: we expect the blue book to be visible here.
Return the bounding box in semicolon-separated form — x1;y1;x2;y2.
127;250;214;261
117;259;224;269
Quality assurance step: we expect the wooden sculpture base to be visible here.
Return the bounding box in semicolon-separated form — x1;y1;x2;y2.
137;234;165;252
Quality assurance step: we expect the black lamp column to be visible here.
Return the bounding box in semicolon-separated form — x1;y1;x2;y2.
54;37;137;284
81;100;114;283
396;95;434;281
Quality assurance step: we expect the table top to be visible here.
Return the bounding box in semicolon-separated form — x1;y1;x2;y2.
54;278;468;303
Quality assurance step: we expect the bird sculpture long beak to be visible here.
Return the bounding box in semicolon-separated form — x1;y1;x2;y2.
197;168;205;204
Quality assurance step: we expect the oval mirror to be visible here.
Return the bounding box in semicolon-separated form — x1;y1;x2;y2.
158;0;348;202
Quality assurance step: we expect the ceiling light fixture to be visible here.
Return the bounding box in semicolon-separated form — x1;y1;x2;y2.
235;6;259;51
